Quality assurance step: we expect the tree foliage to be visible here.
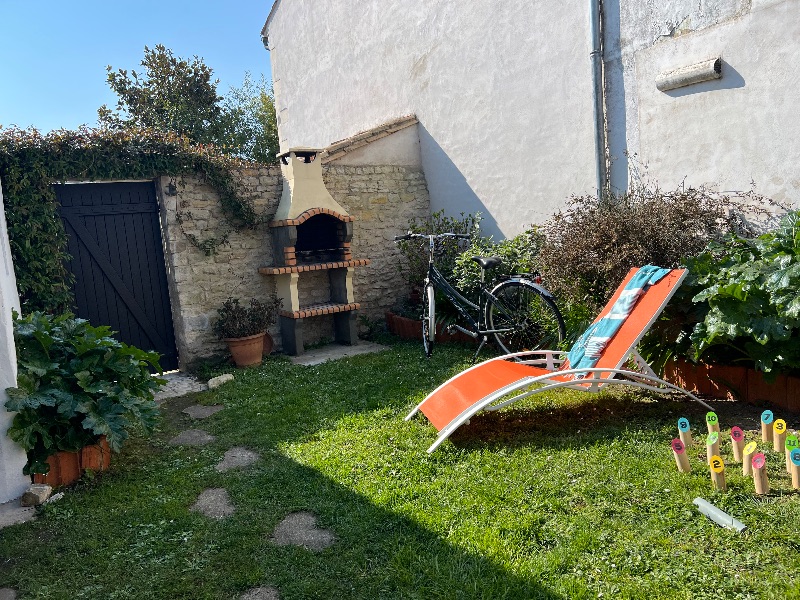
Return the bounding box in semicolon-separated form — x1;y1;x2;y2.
99;45;278;162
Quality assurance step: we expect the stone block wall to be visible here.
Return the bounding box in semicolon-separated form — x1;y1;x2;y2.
159;164;428;365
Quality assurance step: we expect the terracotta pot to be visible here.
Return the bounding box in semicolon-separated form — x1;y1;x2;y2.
33;451;81;487
263;332;274;356
224;332;266;367
707;365;748;401
665;359;800;409
747;370;788;408
385;312;474;344
80;436;111;472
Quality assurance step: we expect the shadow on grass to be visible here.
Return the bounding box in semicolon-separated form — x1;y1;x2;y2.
0;344;566;599
447;387;769;452
212;454;564;599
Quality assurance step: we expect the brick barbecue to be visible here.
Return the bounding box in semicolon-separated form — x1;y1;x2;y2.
260;148;370;354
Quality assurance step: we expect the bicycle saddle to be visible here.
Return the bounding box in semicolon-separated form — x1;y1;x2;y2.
471;256;503;270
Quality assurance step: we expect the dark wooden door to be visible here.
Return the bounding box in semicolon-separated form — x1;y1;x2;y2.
56;182;179;371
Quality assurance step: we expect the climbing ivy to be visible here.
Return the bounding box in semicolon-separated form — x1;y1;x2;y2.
0;126;263;313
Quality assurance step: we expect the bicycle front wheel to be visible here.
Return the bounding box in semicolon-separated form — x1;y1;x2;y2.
486;280;565;355
422;283;436;357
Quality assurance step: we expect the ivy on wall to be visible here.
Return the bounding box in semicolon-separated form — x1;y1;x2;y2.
0;126;263;313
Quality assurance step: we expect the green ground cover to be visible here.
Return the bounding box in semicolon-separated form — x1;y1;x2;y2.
1;341;799;599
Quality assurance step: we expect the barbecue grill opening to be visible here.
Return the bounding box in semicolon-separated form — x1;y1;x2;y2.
295;214;346;264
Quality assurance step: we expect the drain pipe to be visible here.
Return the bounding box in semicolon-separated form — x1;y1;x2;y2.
589;0;606;196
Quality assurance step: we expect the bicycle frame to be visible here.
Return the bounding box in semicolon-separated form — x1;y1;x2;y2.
426;262;481;336
400;230;563;358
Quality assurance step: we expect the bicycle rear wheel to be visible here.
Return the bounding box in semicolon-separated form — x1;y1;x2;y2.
422;283;436;357
486;279;565;355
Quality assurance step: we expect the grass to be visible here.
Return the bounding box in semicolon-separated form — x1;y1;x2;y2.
2;340;800;599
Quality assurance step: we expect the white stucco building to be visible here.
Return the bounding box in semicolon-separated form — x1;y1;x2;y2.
262;0;800;238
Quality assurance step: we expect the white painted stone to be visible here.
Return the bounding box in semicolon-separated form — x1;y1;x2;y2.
207;374;235;389
20;484;52;507
0;179;28;504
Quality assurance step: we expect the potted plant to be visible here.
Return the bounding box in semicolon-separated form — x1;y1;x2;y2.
4;311;163;485
213;294;283;367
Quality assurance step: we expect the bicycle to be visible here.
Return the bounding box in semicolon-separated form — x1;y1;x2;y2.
393;232;566;358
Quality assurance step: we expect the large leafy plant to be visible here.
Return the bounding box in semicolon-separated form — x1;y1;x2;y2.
644;210;800;375
4;312;163;475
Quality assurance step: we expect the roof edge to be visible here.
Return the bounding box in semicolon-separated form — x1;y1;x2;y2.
320;115;419;164
260;0;283;49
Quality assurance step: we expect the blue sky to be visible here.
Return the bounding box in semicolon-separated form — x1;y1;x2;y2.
0;0;276;133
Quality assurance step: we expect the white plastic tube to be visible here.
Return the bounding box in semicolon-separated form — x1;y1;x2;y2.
693;497;746;532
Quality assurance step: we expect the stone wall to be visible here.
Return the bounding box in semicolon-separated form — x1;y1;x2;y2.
160;164;429;365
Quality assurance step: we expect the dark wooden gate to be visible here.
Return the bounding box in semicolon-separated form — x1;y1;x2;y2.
55;182;179;371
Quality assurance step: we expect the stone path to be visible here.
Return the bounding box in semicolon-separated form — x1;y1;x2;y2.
0;500;35;529
5;362;348;599
170;397;337;599
216;447;260;472
190;488;235;519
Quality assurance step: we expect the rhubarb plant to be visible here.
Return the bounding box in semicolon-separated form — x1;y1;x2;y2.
4;312;163;475
645;210;800;375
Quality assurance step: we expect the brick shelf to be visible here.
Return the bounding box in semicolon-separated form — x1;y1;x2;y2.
259;258;370;275
281;302;360;320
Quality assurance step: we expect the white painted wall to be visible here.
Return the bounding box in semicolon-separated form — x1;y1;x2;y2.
0;179;28;503
264;0;597;239
608;0;800;206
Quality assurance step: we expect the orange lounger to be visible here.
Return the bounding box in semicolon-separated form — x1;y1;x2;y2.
406;267;713;452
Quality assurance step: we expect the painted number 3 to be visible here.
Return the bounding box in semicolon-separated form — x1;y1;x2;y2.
775;420;787;433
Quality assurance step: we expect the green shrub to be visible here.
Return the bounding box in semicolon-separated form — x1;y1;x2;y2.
395;210;480;289
643;210;800;375
4;312;163;475
452;228;544;302
212;295;282;339
537;184;757;314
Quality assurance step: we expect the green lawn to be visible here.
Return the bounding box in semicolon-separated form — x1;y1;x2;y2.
1;340;799;599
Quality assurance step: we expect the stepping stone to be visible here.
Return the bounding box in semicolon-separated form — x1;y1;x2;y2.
190;488;234;519
216;447;260;472
182;404;224;419
240;587;280;600
154;372;208;403
168;429;216;446
269;511;336;552
0;587;17;600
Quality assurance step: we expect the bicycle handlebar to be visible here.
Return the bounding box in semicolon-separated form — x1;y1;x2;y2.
393;232;471;242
